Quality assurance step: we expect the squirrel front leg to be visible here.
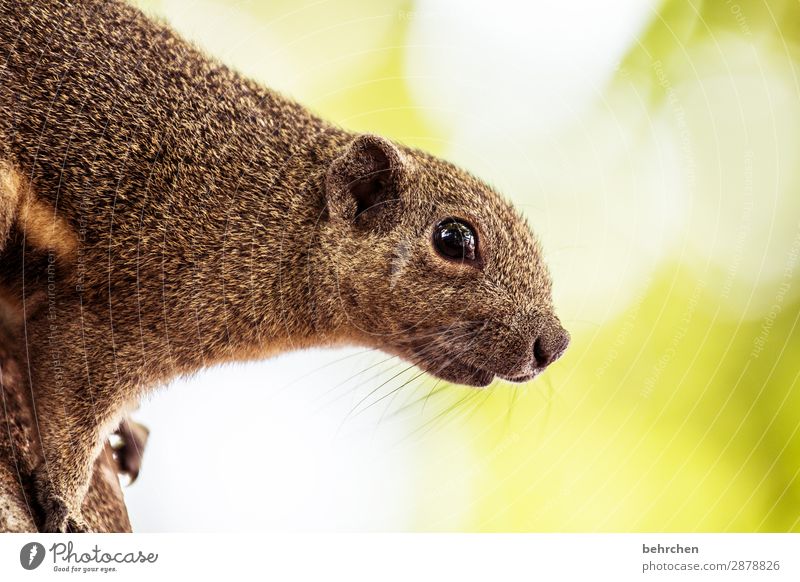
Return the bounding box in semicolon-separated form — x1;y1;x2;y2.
25;304;136;533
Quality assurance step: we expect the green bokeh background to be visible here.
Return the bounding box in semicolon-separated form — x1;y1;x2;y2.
134;0;800;531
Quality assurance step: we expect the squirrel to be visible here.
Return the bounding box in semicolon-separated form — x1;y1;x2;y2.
0;0;569;532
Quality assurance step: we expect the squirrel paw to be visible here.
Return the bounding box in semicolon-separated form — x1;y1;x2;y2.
35;471;92;533
39;497;90;533
113;418;149;485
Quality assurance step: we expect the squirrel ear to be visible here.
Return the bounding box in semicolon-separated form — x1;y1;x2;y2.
325;134;407;228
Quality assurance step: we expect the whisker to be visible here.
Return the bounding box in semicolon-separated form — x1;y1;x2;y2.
506;385;519;426
367;369;427;418
278;347;376;393
398;390;484;444
334;316;493;436
421;380;445;416
367;370;430;438
465;389;494;423
324;325;479;420
312;350;401;399
336;363;417;434
381;379;445;421
313;355;405;412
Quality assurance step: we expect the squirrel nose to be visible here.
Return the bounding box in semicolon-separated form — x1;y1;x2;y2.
532;323;570;369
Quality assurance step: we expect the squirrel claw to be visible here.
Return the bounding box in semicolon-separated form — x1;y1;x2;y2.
65;515;91;533
113;418;149;485
35;471;91;533
40;498;90;533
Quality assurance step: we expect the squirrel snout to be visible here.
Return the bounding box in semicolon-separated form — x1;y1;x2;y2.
532;322;570;370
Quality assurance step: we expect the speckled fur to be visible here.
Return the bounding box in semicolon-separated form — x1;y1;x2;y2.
0;0;567;531
0;327;132;532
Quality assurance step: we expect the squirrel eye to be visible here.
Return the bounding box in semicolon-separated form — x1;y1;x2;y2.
433;218;477;263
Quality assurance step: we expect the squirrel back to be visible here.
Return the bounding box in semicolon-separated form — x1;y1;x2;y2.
0;0;352;377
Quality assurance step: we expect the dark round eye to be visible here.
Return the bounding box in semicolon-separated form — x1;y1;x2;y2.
433;218;478;262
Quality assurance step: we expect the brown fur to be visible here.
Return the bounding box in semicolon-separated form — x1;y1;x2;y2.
2;166;77;258
0;0;568;531
0;326;133;532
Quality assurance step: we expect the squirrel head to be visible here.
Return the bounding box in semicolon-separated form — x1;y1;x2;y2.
318;134;569;387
